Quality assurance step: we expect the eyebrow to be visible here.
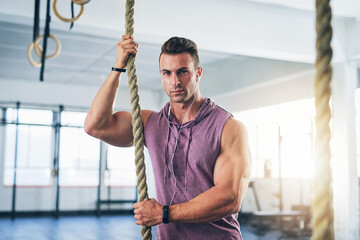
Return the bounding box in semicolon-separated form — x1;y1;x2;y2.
160;67;189;72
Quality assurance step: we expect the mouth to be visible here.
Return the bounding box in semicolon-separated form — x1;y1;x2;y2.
171;89;184;95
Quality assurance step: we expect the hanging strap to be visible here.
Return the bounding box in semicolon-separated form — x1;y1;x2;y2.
39;0;51;81
33;0;40;42
70;1;75;30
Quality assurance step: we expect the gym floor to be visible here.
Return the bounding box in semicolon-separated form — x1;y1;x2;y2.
0;215;309;240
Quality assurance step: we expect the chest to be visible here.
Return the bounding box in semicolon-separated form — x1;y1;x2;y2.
151;119;222;174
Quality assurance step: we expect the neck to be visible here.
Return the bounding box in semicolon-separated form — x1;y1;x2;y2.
170;95;204;124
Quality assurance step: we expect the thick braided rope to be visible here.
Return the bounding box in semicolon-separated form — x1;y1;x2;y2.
311;0;334;239
125;0;151;239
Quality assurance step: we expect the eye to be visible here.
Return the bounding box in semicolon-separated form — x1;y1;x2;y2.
179;70;188;74
162;71;170;76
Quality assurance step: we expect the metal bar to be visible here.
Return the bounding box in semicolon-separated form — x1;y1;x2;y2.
5;121;85;129
11;102;20;220
96;141;103;217
0;101;124;112
278;126;284;233
53;105;63;218
105;150;111;211
5;122;52;127
97;200;136;204
1;108;6;126
135;186;138;202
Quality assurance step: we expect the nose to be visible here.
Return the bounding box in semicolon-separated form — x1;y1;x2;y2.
170;73;180;86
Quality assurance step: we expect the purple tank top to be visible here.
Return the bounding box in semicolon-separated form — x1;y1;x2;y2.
144;98;242;240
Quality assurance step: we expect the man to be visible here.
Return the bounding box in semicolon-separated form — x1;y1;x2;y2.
85;35;251;239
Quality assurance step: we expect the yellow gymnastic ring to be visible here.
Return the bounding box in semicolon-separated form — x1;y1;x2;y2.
53;0;84;23
27;42;42;68
33;34;61;59
72;0;90;5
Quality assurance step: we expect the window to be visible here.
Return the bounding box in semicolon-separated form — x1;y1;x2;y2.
105;145;137;187
59;111;100;187
234;99;315;179
3;108;53;186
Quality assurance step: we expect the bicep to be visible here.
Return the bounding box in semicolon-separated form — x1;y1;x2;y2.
213;118;252;198
97;111;133;147
97;110;153;147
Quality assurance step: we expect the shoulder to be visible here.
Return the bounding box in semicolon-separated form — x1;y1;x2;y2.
221;117;248;148
141;110;154;127
220;117;252;174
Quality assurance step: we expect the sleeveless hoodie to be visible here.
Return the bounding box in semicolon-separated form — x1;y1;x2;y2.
144;98;242;240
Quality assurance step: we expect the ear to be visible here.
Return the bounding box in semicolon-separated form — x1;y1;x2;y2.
196;66;203;81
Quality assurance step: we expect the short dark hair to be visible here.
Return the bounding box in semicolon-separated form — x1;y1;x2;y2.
159;37;200;68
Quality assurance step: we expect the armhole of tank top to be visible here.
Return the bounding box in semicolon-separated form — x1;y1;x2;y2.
144;111;156;128
218;113;233;155
143;111;157;147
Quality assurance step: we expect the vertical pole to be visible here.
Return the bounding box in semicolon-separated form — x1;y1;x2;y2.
53;105;63;218
331;64;359;240
11;102;20;220
96;141;103;217
105;148;111;211
278;126;283;232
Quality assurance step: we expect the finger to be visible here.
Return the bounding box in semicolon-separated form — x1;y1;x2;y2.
120;38;136;46
121;35;133;41
136;220;149;226
121;44;138;52
121;38;135;45
122;45;138;51
125;49;138;57
137;221;149;227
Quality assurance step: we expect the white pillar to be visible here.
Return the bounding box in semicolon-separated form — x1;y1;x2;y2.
331;62;359;240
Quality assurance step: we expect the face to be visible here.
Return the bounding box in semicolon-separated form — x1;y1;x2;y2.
159;52;202;104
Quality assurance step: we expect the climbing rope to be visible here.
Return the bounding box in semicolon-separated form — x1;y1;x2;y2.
124;0;152;239
312;0;334;239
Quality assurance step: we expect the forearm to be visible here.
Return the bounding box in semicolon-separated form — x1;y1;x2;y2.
85;71;122;133
169;183;244;224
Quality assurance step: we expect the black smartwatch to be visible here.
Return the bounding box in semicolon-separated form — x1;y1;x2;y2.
162;205;169;224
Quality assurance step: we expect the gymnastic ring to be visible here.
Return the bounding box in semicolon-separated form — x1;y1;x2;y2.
33;34;61;59
27;42;42;68
53;0;84;23
72;0;91;5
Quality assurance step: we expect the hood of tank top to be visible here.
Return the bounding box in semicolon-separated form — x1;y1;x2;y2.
161;97;215;194
161;97;214;127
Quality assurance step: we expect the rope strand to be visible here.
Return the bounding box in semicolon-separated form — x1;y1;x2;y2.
312;0;334;239
125;0;152;239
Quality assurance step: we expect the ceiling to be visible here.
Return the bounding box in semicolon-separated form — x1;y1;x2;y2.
0;0;359;104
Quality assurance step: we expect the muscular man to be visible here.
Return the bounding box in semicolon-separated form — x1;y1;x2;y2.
85;35;252;239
